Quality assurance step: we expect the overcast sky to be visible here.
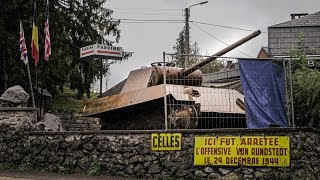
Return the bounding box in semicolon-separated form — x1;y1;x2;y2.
94;0;320;91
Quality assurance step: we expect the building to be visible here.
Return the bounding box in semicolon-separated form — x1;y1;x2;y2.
268;12;320;57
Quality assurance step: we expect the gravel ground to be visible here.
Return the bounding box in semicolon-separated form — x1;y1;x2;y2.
0;170;138;180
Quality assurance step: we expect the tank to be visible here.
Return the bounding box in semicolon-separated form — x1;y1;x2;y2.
82;30;261;130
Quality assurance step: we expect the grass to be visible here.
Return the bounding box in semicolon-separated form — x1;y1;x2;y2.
87;161;101;176
52;87;99;113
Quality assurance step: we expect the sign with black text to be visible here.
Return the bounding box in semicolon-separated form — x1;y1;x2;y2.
151;133;182;151
194;136;290;167
80;44;123;60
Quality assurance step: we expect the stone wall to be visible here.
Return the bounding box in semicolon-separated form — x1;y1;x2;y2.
61;116;100;131
0;107;37;131
54;110;100;131
0;125;319;179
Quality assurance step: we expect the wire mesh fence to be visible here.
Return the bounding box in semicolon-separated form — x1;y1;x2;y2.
162;53;246;129
91;52;319;130
164;53;320;129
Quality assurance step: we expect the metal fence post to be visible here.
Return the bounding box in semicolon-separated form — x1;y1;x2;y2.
163;52;168;130
288;59;295;127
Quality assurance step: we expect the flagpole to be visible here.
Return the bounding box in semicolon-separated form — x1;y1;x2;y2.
40;59;46;120
27;63;36;108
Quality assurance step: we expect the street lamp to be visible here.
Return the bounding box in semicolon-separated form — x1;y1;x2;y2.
184;1;208;68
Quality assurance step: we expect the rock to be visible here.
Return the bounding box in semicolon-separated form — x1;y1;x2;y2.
0;143;8;151
0;85;29;106
204;167;214;173
65;135;75;143
195;170;207;178
208;172;221;179
82;143;94;151
242;168;254;175
257;168;272;173
126;164;135;175
144;162;152;169
41;113;62;131
145;155;157;162
219;168;232;175
243;174;254;179
129;155;144;163
135;144;149;155
254;171;264;179
148;163;162;174
134;163;143;173
179;161;192;170
222;173;241;180
35;155;46;163
107;136;116;142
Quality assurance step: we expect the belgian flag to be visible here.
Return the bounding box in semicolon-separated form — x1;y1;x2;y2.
31;3;39;66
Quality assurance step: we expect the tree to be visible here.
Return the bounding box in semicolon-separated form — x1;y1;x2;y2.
172;28;222;73
290;33;320;128
172;29;186;68
0;0;124;99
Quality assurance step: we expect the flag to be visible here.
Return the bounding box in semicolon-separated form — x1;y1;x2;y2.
31;3;39;66
44;0;51;61
19;21;28;65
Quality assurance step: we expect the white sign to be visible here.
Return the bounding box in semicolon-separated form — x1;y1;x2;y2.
80;44;95;58
80;44;123;60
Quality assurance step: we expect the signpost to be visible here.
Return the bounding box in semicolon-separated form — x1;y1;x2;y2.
80;44;123;96
194;136;290;167
80;44;123;60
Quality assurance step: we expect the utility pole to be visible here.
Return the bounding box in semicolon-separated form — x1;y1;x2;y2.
184;1;208;69
184;8;189;69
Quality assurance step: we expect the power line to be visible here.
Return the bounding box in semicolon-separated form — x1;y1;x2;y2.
191;22;253;58
111;8;182;11
119;21;185;24
114;18;184;22
191;21;267;34
113;18;267;34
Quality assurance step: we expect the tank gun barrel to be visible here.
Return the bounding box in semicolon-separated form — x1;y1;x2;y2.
181;30;261;77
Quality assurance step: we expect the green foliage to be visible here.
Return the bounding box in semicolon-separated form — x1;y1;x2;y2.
0;163;16;169
57;164;74;174
0;0;124;98
290;33;320;128
172;29;222;73
290;33;307;70
173;29;186;68
18;159;34;171
87;161;101;176
53;87;98;112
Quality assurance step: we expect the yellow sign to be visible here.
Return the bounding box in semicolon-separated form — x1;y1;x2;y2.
151;133;182;151
194;136;290;167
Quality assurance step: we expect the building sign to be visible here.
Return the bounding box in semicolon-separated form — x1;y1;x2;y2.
194;136;290;167
151;133;182;151
80;44;123;60
80;44;95;58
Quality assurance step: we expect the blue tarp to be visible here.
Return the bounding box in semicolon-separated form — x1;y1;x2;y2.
239;59;288;128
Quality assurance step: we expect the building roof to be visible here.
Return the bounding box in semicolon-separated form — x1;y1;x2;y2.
257;46;269;58
270;11;320;28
